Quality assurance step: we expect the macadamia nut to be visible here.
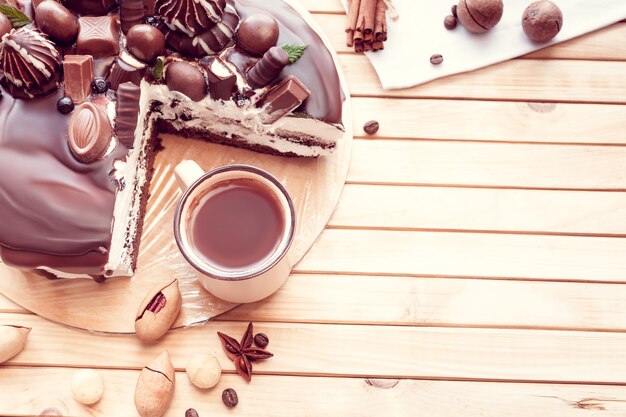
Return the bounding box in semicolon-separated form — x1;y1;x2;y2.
186;353;222;389
522;1;563;42
457;0;503;33
72;369;104;405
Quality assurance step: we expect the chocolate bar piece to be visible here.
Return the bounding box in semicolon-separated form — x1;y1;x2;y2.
258;76;311;124
115;82;141;148
77;16;120;57
204;58;236;101
63;55;94;104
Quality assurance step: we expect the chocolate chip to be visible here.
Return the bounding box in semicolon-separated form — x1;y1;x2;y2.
451;4;458;17
444;15;457;29
185;409;199;417
363;120;380;135
254;333;269;348
222;388;239;408
430;54;444;65
57;96;75;114
91;77;109;94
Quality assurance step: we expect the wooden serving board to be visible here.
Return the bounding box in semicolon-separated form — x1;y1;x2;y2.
0;1;352;333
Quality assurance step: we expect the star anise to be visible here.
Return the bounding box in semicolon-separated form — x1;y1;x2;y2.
217;322;273;382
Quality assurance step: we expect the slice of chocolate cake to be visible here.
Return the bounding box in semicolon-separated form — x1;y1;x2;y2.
0;0;345;279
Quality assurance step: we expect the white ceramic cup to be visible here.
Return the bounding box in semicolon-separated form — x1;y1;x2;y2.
173;161;296;303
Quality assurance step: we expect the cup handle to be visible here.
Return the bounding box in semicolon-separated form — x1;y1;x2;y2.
174;160;205;191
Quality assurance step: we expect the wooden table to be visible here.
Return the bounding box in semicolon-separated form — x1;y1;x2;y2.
2;1;626;415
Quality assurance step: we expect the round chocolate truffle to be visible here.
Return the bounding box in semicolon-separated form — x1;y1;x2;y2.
35;1;78;45
522;1;563;43
165;61;207;102
457;0;503;33
236;13;279;57
0;13;11;39
127;24;166;64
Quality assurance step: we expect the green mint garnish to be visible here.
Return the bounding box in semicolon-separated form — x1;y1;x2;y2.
0;4;32;29
282;44;308;64
153;56;165;81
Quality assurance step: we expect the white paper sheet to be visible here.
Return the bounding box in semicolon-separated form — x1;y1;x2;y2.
342;0;626;90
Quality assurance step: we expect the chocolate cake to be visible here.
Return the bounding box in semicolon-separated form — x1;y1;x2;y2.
0;0;344;279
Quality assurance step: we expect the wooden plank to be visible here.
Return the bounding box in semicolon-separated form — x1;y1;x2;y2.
330;185;626;235
4;367;626;417
300;0;343;13
316;12;626;61
348;140;626;190
221;274;626;331
341;55;626;104
7;314;626;382
0;292;25;313
297;229;626;282
350;97;626;144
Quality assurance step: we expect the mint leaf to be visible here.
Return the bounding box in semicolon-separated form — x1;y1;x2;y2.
282;44;308;64
0;4;31;28
153;56;165;81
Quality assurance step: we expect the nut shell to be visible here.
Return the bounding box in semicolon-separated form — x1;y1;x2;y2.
522;0;563;42
68;102;112;164
135;279;182;342
457;0;503;33
35;1;78;45
0;325;30;364
135;351;175;417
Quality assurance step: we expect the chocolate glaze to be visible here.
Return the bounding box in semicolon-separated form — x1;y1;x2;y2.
0;86;128;271
0;0;343;275
235;0;343;124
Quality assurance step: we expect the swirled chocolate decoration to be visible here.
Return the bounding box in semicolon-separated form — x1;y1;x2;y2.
0;28;61;99
156;0;226;35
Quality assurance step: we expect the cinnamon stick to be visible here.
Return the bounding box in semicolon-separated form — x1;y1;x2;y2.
372;40;384;51
374;0;387;42
356;0;377;35
354;41;365;53
347;31;355;48
345;0;362;33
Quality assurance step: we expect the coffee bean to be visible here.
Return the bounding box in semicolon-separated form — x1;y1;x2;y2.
254;333;270;348
451;4;458;17
444;15;457;29
430;54;444;65
363;120;380;135
222;388;239;408
185;409;200;417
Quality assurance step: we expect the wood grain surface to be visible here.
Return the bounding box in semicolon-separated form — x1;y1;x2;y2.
2;0;626;415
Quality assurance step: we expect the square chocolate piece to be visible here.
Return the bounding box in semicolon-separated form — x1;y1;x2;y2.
63;55;94;104
77;16;120;57
258;76;311;124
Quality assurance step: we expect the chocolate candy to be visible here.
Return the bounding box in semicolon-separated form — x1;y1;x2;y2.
143;0;156;15
35;1;78;45
107;54;146;90
68;102;112;164
457;0;503;33
156;0;227;35
0;12;12;38
63;55;94;104
165;61;207;102
522;0;563;43
258;76;311;124
60;0;117;15
120;0;145;34
77;16;120;57
127;24;165;64
115;82;141;147
204;58;236;101
236;13;279;57
247;46;289;89
91;77;109;94
0;27;61;100
57;96;75;114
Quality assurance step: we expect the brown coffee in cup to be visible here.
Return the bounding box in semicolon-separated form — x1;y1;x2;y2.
187;178;285;271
